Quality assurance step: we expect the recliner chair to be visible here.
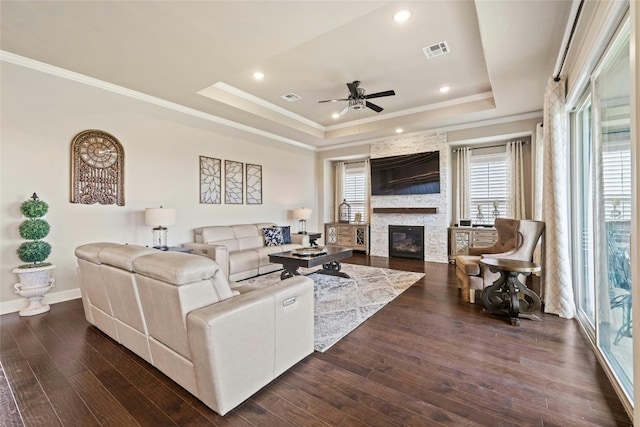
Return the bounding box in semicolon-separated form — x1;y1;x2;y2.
456;218;545;303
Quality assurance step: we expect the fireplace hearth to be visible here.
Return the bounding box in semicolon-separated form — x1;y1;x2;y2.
389;225;425;260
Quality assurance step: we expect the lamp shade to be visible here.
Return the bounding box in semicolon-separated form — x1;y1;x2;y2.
145;207;176;226
294;208;312;220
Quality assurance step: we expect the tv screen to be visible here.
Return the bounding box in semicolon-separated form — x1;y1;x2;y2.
370;151;440;195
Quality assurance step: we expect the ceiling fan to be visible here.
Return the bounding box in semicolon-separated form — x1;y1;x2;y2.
318;80;395;116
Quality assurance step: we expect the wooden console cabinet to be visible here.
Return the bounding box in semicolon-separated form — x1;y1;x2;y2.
448;226;498;262
324;223;370;254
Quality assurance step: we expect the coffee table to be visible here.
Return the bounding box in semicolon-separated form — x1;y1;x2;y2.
268;246;353;280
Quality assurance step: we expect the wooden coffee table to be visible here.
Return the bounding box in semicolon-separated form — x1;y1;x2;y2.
268;246;353;280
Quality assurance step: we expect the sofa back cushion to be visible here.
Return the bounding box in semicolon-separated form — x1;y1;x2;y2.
232;224;264;250
133;252;235;359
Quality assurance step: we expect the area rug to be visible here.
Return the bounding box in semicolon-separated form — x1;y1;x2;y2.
236;264;424;352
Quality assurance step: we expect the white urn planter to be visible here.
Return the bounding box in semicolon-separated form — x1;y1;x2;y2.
13;264;56;316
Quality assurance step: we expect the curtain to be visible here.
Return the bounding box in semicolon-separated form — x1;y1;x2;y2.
364;158;371;222
334;161;345;222
506;140;526;219
455;147;471;223
541;76;576;319
533;123;544;267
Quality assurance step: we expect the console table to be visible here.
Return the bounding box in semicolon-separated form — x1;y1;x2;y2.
448;226;498;262
324;223;369;254
479;258;541;326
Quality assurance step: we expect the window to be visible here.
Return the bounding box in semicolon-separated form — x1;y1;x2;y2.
570;18;632;402
469;152;507;223
343;162;368;222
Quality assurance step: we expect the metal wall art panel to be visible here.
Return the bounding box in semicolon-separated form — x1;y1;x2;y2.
200;156;221;204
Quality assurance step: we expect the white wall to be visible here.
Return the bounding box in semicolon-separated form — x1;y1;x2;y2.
0;61;316;312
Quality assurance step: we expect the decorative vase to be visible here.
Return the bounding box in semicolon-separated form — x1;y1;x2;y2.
13;264;56;316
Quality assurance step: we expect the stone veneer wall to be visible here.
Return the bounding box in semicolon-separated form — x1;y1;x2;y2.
369;132;449;263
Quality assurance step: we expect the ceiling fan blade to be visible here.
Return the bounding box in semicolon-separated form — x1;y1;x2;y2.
365;90;395;99
347;81;359;98
318;98;349;103
366;101;383;113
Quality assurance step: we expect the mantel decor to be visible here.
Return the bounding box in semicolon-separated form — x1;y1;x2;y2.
70;129;125;206
13;193;56;316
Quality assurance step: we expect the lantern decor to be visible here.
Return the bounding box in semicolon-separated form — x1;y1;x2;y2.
339;199;351;223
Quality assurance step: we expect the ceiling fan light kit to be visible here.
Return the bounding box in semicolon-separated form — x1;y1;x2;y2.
319;80;395;115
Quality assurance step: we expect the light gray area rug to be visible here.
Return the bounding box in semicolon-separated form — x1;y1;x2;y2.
236;264;425;352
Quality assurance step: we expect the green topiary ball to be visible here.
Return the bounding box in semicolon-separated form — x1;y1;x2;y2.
19;219;50;240
17;241;52;264
20;199;49;219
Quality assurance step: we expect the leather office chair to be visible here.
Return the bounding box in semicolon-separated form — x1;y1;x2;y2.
456;219;545;303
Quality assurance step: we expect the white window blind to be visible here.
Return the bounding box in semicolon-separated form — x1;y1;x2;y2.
469;153;507;223
602;142;631;221
344;161;367;222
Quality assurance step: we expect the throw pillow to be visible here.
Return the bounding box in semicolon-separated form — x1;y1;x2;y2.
263;227;284;246
279;225;292;244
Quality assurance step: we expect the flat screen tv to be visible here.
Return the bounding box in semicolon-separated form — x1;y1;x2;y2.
370;151;440;195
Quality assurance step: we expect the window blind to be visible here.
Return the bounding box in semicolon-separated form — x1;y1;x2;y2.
344;161;367;222
469;153;507;222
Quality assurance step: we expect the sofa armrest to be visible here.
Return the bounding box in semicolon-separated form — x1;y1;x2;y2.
186;275;314;415
290;233;310;246
183;243;230;279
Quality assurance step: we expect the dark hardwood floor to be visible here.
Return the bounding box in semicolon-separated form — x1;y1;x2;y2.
0;255;632;426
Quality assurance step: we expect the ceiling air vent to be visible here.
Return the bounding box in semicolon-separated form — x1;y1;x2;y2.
422;41;450;59
281;93;302;102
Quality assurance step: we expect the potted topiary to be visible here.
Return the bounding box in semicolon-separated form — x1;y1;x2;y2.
12;193;56;316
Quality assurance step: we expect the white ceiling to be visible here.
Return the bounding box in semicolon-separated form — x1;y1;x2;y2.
0;1;573;149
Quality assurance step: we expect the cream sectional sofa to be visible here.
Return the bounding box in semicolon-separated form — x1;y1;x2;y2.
183;223;310;281
75;242;314;415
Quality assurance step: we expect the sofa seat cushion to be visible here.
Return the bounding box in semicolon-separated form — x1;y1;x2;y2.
455;255;482;276
99;245;157;271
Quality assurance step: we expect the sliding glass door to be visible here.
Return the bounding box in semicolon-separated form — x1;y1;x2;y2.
571;19;633;401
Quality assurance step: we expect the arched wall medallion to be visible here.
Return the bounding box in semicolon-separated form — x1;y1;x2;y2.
70;129;125;206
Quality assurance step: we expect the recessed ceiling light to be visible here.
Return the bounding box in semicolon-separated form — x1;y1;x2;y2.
252;71;264;80
395;128;404;134
332;113;340;119
393;10;411;23
440;86;450;93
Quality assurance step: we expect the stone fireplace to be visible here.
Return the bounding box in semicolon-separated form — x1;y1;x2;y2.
368;131;449;263
389;225;424;260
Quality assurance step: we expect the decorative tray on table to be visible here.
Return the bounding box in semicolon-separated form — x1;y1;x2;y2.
292;247;327;257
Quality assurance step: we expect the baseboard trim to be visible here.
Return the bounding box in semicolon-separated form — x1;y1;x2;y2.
0;288;82;315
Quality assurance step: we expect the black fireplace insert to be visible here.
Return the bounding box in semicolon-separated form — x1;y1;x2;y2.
388;225;424;260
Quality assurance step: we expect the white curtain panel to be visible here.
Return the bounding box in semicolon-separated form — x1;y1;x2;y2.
506;140;526;219
364;158;371;222
541;76;576;319
533;123;544;267
334;161;346;222
455;147;471;223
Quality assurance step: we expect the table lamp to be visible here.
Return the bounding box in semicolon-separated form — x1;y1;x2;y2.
294;208;312;234
144;206;176;250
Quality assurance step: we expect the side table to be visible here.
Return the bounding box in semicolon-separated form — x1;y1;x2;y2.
299;232;321;247
166;246;193;254
479;258;541;326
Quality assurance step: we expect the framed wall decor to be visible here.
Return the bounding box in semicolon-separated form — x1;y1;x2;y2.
199;156;221;204
225;160;243;204
246;163;262;205
70;129;125;206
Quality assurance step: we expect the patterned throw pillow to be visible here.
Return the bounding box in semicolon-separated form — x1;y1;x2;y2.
263;227;284;246
279;225;292;244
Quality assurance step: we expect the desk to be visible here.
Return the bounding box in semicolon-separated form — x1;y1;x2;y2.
480;258;541;326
